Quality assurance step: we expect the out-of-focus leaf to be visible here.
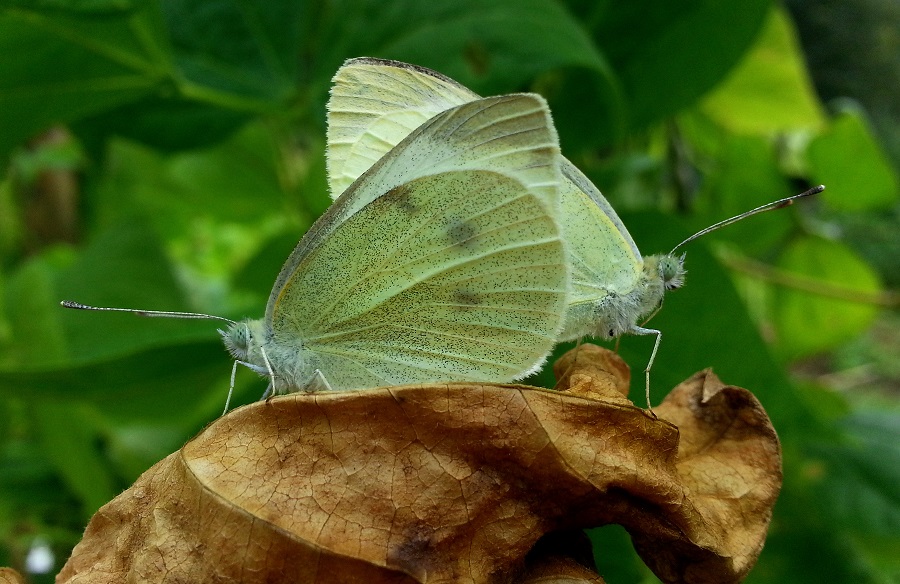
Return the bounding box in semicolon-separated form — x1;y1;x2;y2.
30;401;117;517
576;0;771;130
837;209;900;289
848;532;900;583
0;5;171;162
92;125;291;234
0;441;73;515
816;412;900;536
687;133;798;254
773;237;882;359
70;0;309;154
162;0;305;103
1;258;69;369
375;0;610;92
784;0;900;173
73;96;252;154
701;7;824;133
54;219;216;363
0;340;228;423
3;0;137;13
808;107;900;212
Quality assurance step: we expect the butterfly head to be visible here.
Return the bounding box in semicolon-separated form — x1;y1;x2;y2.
220;321;250;360
658;253;686;291
220;319;268;361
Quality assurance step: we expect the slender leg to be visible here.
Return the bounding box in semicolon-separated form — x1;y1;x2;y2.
630;325;661;417
259;346;276;392
222;360;240;415
260;382;274;401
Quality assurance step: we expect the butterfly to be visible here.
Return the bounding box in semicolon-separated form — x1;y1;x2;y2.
64;92;572;411
325;57;820;408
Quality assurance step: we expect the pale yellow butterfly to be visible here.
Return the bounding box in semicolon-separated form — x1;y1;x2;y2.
64;93;571;412
326;57;821;408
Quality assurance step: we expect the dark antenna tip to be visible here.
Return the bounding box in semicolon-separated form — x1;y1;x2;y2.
669;185;824;254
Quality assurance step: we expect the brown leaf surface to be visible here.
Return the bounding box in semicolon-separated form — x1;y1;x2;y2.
58;345;781;584
0;567;25;584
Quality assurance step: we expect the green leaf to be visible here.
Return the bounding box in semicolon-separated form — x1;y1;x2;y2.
373;0;610;92
54;218;218;363
0;339;229;422
808;107;900;212
773;236;882;359
1;256;69;368
701;6;825;133
686;132;799;255
162;0;305;102
0;4;172;161
73;95;252;153
0;439;75;519
30;401;118;517
578;0;771;130
91;125;294;233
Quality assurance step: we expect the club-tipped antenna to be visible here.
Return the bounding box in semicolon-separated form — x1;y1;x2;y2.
60;300;236;325
670;185;824;254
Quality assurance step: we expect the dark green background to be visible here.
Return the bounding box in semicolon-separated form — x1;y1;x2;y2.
0;1;898;582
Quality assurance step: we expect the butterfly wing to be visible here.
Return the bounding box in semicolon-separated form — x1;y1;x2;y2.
326;58;644;340
328;57;480;198
268;94;568;388
269;92;562;323
274;170;567;388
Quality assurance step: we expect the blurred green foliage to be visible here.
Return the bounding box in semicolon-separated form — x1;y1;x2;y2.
0;1;898;582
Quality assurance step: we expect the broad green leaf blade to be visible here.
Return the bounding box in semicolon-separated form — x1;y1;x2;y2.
773;237;882;359
0;340;228;422
162;0;305;102
701;7;825;133
375;0;610;93
808;108;900;212
0;5;172;161
30;401;118;517
575;0;771;130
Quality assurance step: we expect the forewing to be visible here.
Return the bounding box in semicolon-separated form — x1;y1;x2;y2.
327;57;643;308
327;57;480;197
267;93;561;323
271;171;568;389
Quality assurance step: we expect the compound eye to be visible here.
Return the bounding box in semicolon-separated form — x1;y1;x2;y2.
659;254;686;290
221;322;253;360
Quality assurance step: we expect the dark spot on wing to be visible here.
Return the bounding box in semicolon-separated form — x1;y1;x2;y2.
447;220;478;248
453;289;481;309
386;184;419;215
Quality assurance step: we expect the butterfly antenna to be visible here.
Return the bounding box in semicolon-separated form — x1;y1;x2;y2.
670;185;824;254
60;300;236;325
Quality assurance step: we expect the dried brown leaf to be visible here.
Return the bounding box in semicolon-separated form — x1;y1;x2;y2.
0;567;25;584
58;345;781;584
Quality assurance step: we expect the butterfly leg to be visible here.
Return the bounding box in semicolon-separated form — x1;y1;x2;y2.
222;360;241;415
260;382;274;401
229;359;275;405
259;346;277;396
630;325;661;417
